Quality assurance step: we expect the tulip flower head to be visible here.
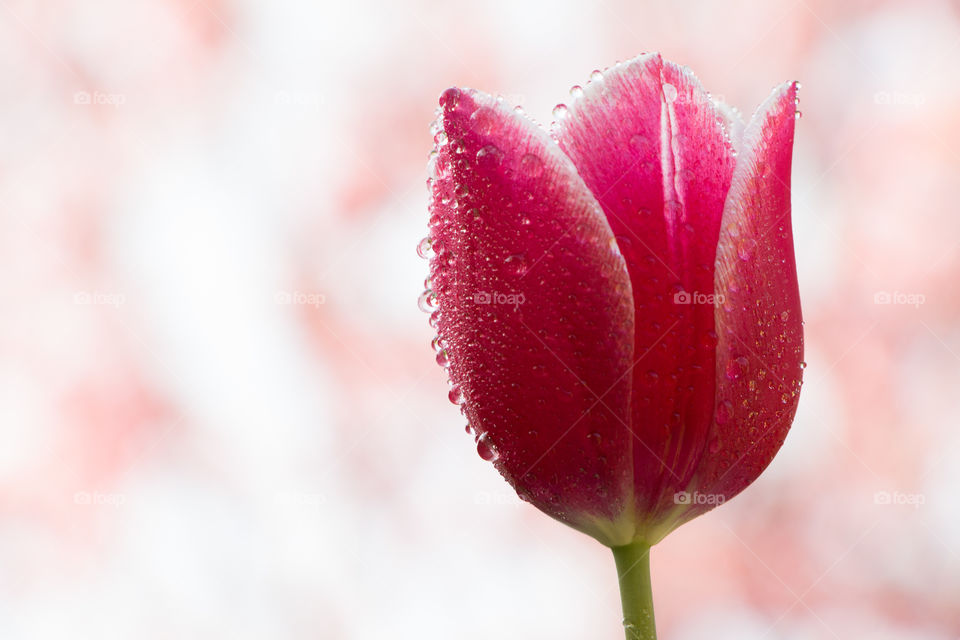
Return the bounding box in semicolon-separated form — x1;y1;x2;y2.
421;53;803;638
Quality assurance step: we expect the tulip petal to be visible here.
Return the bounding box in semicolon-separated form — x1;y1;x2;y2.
553;54;738;532
693;81;804;514
428;88;637;545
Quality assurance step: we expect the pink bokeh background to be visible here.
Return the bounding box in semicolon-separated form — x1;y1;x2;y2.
1;0;958;638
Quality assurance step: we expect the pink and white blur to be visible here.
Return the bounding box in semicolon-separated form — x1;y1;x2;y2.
1;0;957;638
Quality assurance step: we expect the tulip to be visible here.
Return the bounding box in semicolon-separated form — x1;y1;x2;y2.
421;53;803;639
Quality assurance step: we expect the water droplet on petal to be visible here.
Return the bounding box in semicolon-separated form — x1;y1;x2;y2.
433;131;448;145
569;85;584;98
417;237;434;259
428;310;440;328
716;399;733;424
418;289;438;313
470;106;497;135
436;349;450;368
505;253;528;276
476;144;503;170
440;87;461;109
663;83;678;103
590;69;604;82
725;356;748;380
552;103;568;120
448;384;464;405
799;361;807;369
780;310;790;321
737;239;757;261
476;433;499;461
518;153;544;177
708;437;722;454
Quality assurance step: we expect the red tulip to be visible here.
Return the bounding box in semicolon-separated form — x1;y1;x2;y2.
422;53;802;638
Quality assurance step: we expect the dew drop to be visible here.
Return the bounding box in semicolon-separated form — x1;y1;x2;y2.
418;289;438;313
780;310;790;321
552;103;569;120
725;356;749;380
708;437;722;454
663;83;678;103
440;87;461;109
448;384;464;405
465;423;474;436
590;69;604;82
433;131;447;145
569;85;584;98
476;144;504;170
737;239;757;261
505;253;528;276
470;105;497;135
519;153;544;177
476;433;499;461
716;399;733;425
417;236;434;259
799;361;807;369
436;349;450;368
428;310;440;328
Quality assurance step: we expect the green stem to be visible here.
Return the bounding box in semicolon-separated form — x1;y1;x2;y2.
611;542;657;640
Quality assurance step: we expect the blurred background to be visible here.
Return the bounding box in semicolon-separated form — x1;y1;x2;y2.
0;0;958;638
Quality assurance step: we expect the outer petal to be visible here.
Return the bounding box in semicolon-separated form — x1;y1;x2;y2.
552;54;737;536
428;88;636;545
684;82;804;525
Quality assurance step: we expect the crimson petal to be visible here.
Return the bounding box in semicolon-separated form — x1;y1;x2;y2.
428;88;637;545
692;81;804;517
553;54;738;535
